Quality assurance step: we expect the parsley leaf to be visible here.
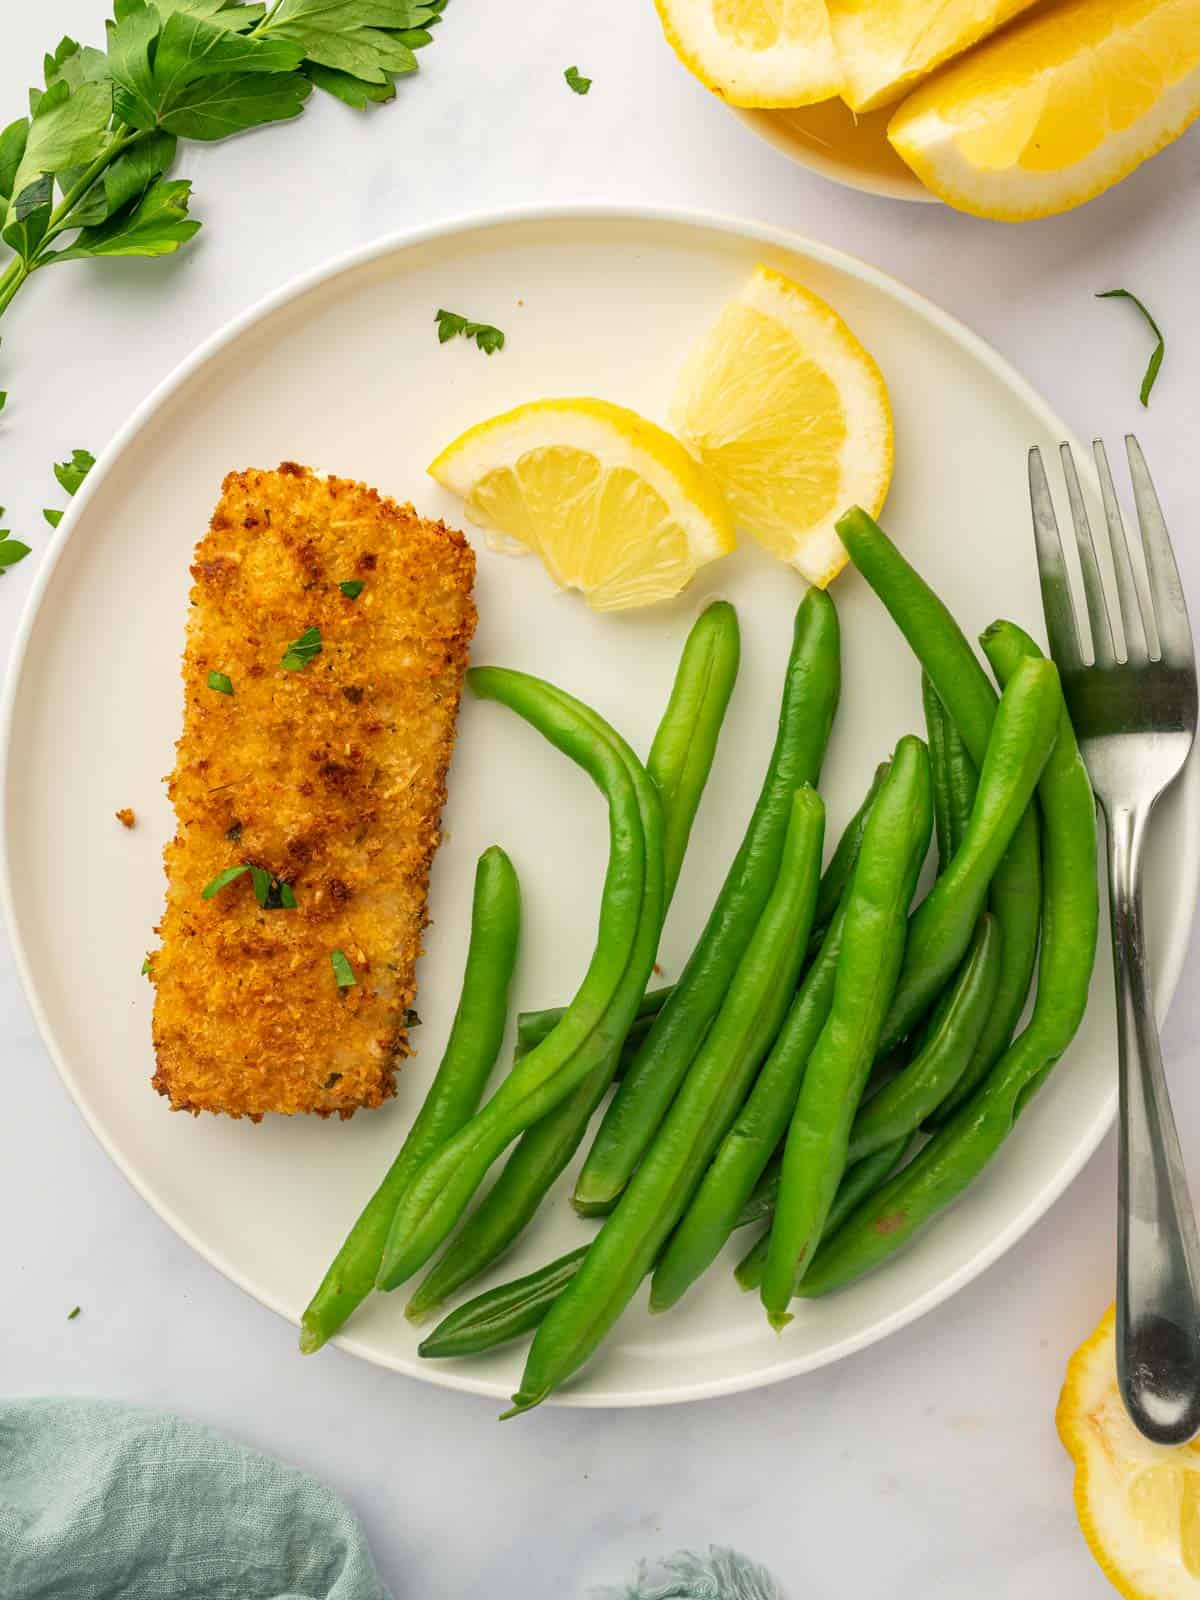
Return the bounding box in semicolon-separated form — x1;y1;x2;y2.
564;65;591;94
435;307;505;355
1097;289;1165;407
53;447;94;494
67;1305;82;1320
208;669;233;693
53;177;200;260
281;623;321;670
331;948;356;988
43;508;62;527
249;863;272;906
339;579;364;598
141;956;152;975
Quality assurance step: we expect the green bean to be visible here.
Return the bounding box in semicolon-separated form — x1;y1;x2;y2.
574;590;840;1216
762;737;932;1326
649;886;852;1312
517;987;671;1057
811;761;890;941
846;913;1000;1164
298;846;521;1353
924;672;976;870
515;754;877;1056
736;1149;782;1231
799;627;1096;1298
403;610;737;1322
877;655;1060;1055
648;600;741;903
374;671;663;1293
733;1135;912;1292
418;1247;589;1360
508;787;825;1413
837;505;1042;1079
421;1160;784;1362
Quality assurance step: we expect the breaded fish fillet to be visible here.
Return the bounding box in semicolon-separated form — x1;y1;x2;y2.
151;464;476;1118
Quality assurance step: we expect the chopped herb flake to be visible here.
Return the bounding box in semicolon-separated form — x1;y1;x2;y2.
208;670;233;695
201;863;250;900
249;864;272;908
140;958;152;976
1097;289;1165;407
67;1306;81;1320
54;449;95;497
331;948;357;988
339;580;365;599
43;507;62;528
564;65;591;94
281;625;322;671
404;1007;422;1028
435;308;505;355
279;882;298;909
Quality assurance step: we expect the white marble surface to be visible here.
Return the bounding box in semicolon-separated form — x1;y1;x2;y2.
3;4;1200;1594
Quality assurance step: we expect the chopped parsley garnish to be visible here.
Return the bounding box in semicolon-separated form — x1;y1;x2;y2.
208;671;233;695
1097;289;1165;407
281;625;322;671
67;1306;81;1321
0;509;31;578
54;449;95;496
404;1007;422;1028
435;308;505;355
140;958;152;976
339;580;365;599
202;862;296;909
202;863;251;900
43;508;62;528
564;65;591;94
331;949;357;988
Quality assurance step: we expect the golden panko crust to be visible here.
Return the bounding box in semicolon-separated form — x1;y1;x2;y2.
151;464;477;1119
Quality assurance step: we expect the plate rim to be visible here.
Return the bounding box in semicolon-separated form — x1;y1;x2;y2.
2;201;1191;1408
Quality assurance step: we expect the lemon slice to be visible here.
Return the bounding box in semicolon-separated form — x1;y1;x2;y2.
670;264;892;587
652;0;842;108
888;0;1200;221
1059;1304;1200;1598
827;0;1040;113
428;399;735;612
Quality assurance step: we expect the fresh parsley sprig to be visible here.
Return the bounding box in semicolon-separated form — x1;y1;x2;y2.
435;307;505;355
0;1;451;372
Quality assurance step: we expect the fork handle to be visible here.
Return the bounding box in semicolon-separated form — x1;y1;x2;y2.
1109;800;1200;1444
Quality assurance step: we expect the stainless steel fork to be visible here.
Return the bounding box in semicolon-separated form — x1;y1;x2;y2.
1030;436;1200;1444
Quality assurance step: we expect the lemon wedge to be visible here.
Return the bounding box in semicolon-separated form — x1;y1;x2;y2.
670;264;892;587
827;0;1039;113
1059;1304;1200;1599
888;0;1200;221
427;399;735;612
651;0;842;108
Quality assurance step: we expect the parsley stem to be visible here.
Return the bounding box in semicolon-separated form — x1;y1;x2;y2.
0;257;28;320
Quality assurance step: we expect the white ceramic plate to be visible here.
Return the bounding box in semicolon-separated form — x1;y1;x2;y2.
4;207;1196;1409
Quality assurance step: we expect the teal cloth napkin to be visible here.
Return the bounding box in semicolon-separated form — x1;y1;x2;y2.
0;1398;390;1600
595;1548;785;1600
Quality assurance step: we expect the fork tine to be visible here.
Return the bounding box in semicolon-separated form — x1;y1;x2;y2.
1061;442;1117;668
1028;446;1084;673
1127;435;1195;669
1094;438;1151;665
